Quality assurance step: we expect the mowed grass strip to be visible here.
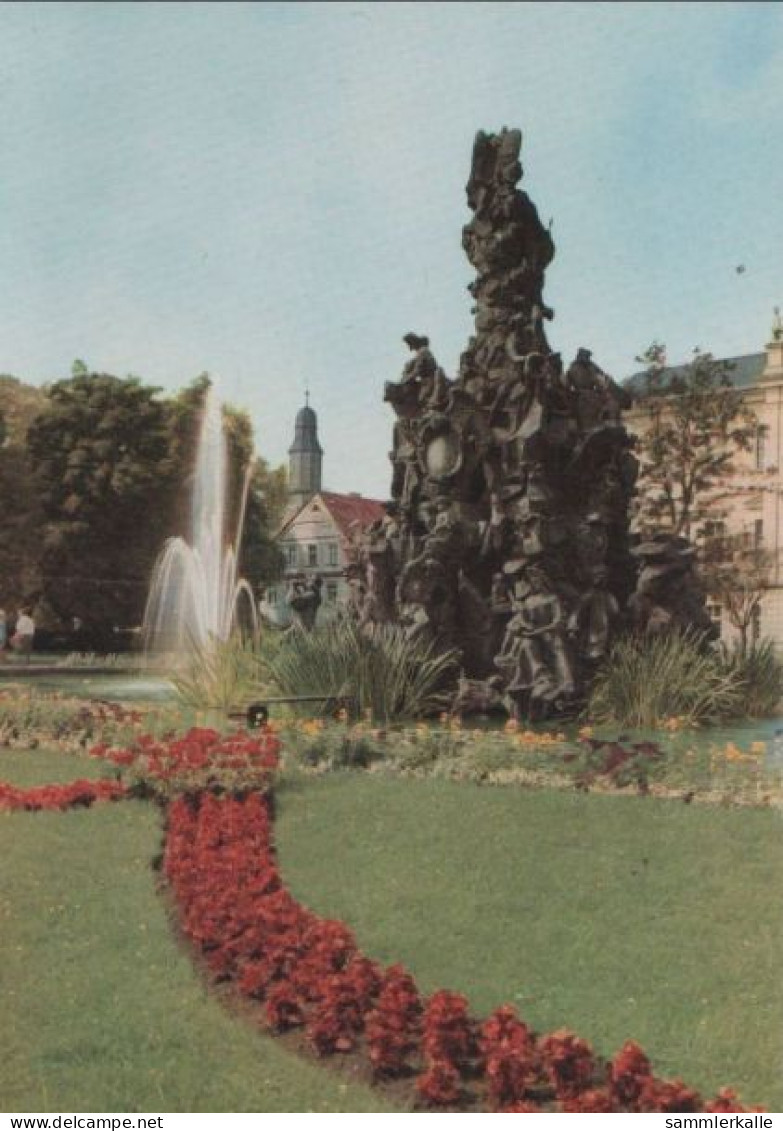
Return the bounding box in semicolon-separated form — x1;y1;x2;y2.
0;747;110;787
276;774;783;1110
0;753;395;1113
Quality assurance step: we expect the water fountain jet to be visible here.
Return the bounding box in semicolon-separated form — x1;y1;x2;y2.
143;385;257;659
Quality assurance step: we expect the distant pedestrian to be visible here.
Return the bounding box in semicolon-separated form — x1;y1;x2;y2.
10;608;35;654
0;609;7;656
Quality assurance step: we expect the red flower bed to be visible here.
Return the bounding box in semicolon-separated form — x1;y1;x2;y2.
158;756;762;1113
0;778;127;812
92;726;280;797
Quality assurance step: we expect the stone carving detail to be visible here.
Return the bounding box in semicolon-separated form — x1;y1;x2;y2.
349;128;710;718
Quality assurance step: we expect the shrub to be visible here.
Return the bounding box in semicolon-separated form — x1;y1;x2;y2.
586;630;744;729
260;617;460;722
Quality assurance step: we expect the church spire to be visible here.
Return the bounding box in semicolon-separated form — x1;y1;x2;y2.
288;394;323;509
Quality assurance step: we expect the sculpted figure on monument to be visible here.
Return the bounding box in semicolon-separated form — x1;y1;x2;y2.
629;535;717;641
495;564;577;719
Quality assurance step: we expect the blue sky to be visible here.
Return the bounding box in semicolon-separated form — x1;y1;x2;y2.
0;1;781;498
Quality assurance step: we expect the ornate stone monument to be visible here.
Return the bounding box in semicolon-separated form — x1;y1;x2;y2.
349;128;707;719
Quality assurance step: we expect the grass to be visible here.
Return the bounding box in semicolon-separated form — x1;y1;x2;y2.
0;749;394;1113
3;745;781;1111
276;773;783;1111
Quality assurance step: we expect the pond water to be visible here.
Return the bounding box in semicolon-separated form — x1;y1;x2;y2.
0;667;176;703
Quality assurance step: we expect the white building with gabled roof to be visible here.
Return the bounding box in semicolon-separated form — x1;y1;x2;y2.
262;399;385;626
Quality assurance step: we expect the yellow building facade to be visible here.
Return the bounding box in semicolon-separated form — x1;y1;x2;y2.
625;326;783;649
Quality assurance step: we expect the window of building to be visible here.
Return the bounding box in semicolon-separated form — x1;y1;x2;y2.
326;582;338;604
327;542;339;567
754;519;764;548
702;520;728;562
755;425;769;471
283;544;297;568
752;604;762;644
307;544;318;567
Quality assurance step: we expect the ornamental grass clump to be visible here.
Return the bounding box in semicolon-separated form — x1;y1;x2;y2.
171;632;269;712
586;629;744;729
720;639;783;718
260;617;460;722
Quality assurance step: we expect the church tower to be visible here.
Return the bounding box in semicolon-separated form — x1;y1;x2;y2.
287;392;323;510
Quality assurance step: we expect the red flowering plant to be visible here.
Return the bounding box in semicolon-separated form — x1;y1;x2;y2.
636;1076;703;1113
92;726;280;800
608;1039;653;1109
416;990;479;1107
704;1088;764;1113
416;1060;463;1107
479;1005;541;1112
305;964;376;1054
538;1028;598;1100
0;778;127;812
365;964;424;1079
560;1086;616;1113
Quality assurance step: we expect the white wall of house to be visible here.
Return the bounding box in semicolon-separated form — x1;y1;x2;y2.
262;496;351;627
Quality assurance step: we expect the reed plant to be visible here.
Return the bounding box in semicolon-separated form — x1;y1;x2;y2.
586;629;744;729
259;617;460;722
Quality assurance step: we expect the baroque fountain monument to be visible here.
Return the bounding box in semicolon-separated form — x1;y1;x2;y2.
348;128;711;719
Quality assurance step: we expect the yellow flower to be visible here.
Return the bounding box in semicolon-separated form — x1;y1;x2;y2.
578;725;594;739
504;718;519;733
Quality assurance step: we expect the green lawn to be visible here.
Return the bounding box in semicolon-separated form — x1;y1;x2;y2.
276;773;783;1111
0;749;394;1113
2;750;781;1111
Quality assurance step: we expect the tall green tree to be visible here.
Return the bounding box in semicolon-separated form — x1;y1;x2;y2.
0;377;47;613
27;372;176;640
633;343;756;541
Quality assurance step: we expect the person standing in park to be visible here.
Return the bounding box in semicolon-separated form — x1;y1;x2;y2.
10;607;35;654
0;609;7;657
